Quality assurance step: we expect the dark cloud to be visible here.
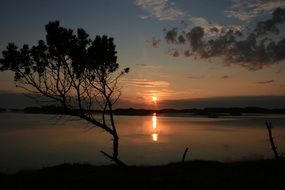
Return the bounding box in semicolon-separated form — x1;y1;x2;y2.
149;38;161;48
210;27;219;34
178;35;186;44
166;49;179;57
222;75;230;79
185;26;204;52
254;8;285;35
164;28;178;43
183;50;191;57
161;8;285;70
256;80;275;84
158;96;285;109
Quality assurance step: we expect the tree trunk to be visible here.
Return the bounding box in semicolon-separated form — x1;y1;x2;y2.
113;133;119;159
100;131;127;167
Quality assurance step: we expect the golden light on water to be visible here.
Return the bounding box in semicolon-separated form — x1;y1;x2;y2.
152;114;157;129
152;133;158;142
151;113;158;142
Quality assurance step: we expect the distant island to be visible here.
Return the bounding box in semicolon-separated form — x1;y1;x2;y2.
1;106;285;117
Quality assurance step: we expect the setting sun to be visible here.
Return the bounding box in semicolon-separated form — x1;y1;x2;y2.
152;96;158;102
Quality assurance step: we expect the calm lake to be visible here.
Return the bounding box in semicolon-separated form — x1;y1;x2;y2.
0;112;285;173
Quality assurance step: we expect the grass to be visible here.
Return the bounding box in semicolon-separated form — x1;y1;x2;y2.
0;159;284;190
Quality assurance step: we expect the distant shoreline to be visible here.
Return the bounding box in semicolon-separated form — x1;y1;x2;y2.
1;106;285;117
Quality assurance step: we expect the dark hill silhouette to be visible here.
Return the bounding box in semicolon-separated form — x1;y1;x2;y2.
13;106;285;116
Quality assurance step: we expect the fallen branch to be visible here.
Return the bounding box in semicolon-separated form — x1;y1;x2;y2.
265;122;280;160
100;150;127;167
182;147;189;163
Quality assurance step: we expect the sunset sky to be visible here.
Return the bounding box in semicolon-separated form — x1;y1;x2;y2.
0;0;285;109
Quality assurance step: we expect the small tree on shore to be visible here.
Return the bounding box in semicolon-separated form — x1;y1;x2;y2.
0;21;129;166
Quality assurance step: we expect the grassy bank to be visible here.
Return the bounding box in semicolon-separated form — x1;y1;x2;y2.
0;159;284;190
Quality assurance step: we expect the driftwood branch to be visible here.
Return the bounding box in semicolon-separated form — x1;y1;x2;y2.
266;122;280;159
182;147;189;163
100;150;127;167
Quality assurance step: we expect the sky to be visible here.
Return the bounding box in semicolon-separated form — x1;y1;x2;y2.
0;0;285;109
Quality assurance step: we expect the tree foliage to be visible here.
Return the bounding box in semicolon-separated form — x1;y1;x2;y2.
0;21;129;165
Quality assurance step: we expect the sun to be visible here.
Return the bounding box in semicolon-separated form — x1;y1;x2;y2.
152;96;158;102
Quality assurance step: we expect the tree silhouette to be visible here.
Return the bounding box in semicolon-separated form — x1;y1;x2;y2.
0;21;129;166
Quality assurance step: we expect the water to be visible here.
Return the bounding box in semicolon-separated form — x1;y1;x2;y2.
0;112;285;173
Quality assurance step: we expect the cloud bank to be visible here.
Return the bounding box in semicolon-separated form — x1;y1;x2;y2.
2;92;284;109
225;0;285;22
135;1;285;70
163;8;285;70
123;78;170;88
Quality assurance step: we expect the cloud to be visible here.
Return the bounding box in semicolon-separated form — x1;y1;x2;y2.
178;34;186;44
256;79;275;84
157;96;285;109
135;63;148;66
134;0;241;36
123;78;170;88
160;8;285;70
139;15;149;19
225;0;285;22
164;28;178;43
166;49;180;57
189;17;242;36
135;96;145;100
134;0;185;21
187;76;204;79
186;26;205;51
254;7;285;35
183;50;191;57
222;75;230;79
135;1;285;70
2;92;284;109
147;38;161;48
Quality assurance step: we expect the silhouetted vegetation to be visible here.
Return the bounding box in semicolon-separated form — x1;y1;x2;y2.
0;160;284;190
0;21;129;166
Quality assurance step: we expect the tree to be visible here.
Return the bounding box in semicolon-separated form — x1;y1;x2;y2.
0;21;129;166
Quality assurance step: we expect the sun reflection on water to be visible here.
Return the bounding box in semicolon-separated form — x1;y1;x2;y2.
152;114;157;129
151;113;158;142
152;133;158;142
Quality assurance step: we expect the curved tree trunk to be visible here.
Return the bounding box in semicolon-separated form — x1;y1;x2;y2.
100;132;126;166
